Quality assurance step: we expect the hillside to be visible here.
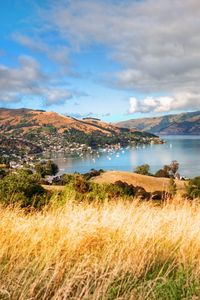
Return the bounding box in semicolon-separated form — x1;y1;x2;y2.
0;108;159;159
0;108;122;135
117;111;200;135
0;108;157;137
93;170;185;193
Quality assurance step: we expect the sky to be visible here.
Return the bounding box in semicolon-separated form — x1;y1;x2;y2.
0;0;200;122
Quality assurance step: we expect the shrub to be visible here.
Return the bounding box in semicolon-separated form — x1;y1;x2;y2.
35;160;59;178
71;175;90;193
155;162;180;179
155;168;170;178
52;174;74;185
114;181;136;196
185;177;200;199
83;169;104;180
0;169;7;179
0;170;46;207
134;164;151;176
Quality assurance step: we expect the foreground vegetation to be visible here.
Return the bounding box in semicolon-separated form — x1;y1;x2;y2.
1;200;200;299
0;165;200;299
0;167;200;209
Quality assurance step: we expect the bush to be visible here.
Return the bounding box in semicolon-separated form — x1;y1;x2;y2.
155;162;179;178
83;169;104;180
35;160;59;178
155;168;170;178
0;170;46;207
185;177;200;199
63;176;154;202
134;164;151;176
0;169;7;179
70;175;90;193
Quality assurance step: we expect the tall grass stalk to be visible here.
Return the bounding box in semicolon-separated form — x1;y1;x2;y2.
0;199;200;299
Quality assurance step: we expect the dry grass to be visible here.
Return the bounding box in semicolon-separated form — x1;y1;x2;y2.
0;199;200;299
93;171;185;193
42;185;65;192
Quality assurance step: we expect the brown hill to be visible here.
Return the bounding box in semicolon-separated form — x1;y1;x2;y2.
116;111;200;135
93;170;185;194
0;108;122;135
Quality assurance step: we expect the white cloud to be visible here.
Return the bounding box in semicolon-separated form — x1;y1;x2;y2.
128;93;200;114
40;88;72;105
44;0;200;112
3;0;200;113
0;55;72;105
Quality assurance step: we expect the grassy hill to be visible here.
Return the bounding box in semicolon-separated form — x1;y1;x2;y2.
0;108;157;147
0;108;161;159
0;107;157;137
116;111;200;135
92;170;185;194
0;108;123;135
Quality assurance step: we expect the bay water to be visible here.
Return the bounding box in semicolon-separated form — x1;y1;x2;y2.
52;136;200;178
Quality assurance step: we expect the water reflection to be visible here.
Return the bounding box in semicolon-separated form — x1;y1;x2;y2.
52;136;200;178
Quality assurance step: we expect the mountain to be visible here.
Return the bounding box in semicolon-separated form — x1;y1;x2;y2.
0;107;157;137
0;108;159;158
0;108;121;135
116;111;200;135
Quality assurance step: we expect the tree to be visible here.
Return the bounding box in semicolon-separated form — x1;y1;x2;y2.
185;177;200;199
45;160;59;176
169;160;179;177
155;161;179;179
35;160;59;178
0;170;45;206
155;168;170;178
134;164;150;176
168;177;177;196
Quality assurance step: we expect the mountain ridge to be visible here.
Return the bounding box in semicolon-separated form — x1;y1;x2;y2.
0;107;130;136
116;111;200;135
0;108;159;158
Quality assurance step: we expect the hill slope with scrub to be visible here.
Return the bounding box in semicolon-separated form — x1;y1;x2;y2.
117;111;200;135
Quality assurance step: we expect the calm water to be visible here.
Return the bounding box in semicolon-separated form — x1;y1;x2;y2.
52;136;200;178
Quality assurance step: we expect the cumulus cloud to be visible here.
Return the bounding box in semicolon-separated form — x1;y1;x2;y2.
128;92;200;114
0;55;72;105
44;0;200;112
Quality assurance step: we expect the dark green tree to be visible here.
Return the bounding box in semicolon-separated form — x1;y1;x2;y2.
155;168;170;178
45;160;59;176
35;160;59;178
134;164;150;176
185;177;200;199
0;170;45;207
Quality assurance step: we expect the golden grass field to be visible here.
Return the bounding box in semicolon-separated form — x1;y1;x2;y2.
1;198;200;300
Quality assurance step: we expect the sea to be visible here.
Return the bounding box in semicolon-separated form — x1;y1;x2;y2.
51;136;200;178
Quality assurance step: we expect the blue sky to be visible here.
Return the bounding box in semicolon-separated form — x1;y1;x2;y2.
0;0;199;122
